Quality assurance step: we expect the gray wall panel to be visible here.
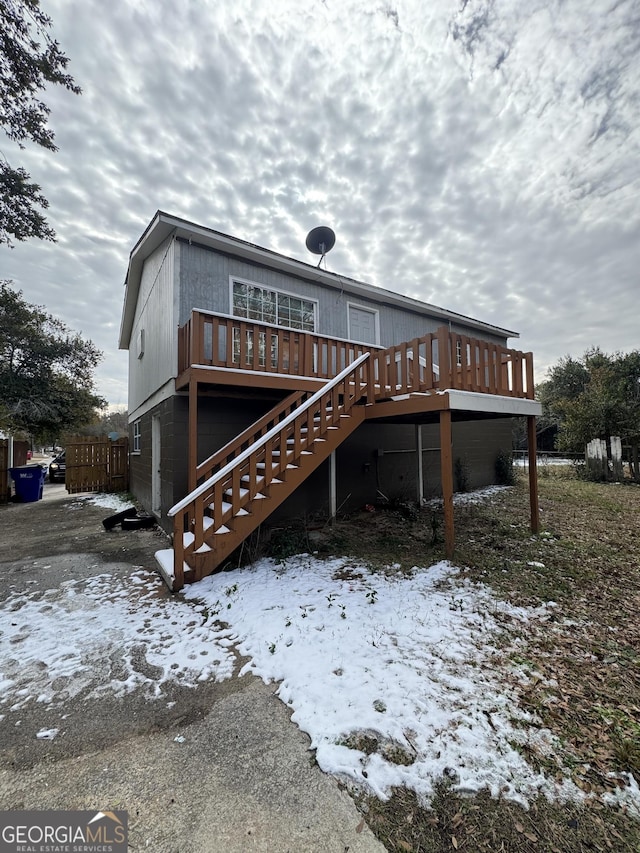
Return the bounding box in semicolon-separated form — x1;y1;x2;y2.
129;237;177;412
177;241;508;347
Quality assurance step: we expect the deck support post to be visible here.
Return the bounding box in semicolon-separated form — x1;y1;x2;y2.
329;450;337;523
415;424;424;506
439;410;455;558
527;415;540;533
188;375;198;493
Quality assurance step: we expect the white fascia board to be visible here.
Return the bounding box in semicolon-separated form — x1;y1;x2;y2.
120;211;520;350
128;379;176;422
445;390;542;417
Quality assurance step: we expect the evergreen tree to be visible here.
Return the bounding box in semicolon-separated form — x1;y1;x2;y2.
0;281;104;441
0;0;81;245
538;348;640;479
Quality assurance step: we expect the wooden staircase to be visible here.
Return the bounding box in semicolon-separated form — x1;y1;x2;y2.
156;354;370;591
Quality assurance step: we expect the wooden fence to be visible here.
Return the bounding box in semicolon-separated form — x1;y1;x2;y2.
0;440;7;503
0;439;31;503
65;436;129;494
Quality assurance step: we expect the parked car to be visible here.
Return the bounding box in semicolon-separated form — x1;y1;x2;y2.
49;451;66;483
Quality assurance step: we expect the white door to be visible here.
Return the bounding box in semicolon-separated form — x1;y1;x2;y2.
151;414;161;516
348;305;378;344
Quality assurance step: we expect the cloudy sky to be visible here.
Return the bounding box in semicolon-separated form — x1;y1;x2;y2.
2;0;638;407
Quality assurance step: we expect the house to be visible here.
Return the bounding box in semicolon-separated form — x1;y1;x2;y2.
119;211;541;591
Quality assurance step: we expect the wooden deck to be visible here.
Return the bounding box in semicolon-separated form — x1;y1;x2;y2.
177;310;535;402
155;312;540;591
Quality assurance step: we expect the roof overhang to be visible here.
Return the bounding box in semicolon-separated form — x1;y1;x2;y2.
119;211;519;350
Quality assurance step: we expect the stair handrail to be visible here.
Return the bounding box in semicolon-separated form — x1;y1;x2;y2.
168;351;370;518
195;390;308;484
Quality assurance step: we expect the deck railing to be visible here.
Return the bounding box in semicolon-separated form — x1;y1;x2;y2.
179;311;380;380
169;354;370;589
178;310;535;400
194;390;309;488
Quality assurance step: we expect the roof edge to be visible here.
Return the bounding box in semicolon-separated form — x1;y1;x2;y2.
119;211;519;349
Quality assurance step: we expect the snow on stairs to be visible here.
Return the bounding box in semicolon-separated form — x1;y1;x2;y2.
156;353;370;591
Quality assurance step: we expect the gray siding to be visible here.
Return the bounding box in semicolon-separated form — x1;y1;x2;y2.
178;241;508;348
128;236;178;413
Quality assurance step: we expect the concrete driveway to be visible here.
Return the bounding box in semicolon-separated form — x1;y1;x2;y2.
0;485;385;852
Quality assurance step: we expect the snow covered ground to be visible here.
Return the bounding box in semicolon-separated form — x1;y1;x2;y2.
513;455;577;467
1;491;638;815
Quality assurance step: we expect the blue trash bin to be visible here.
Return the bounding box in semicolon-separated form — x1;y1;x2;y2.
10;465;46;502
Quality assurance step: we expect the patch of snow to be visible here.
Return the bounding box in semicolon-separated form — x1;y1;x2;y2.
36;728;59;740
183;556;584;807
3;545;637;816
603;773;640;818
427;485;511;507
0;569;237;709
514;457;576;467
84;493;137;511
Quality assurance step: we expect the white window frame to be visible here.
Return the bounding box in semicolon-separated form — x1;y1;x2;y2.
346;301;380;345
229;276;318;333
132;420;141;454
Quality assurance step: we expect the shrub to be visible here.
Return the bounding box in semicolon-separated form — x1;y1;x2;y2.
495;449;515;485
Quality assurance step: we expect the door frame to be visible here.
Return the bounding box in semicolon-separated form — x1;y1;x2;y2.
151;414;161;516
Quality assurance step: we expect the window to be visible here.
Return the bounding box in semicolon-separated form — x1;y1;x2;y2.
231;280;316;332
133;420;141;453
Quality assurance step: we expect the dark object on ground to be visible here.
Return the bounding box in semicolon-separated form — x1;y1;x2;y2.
121;514;156;531
49;451;66;483
102;507;138;530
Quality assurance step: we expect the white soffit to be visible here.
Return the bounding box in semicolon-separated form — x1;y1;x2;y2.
446;390;542;417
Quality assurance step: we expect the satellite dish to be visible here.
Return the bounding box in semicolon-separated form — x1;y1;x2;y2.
306;226;335;266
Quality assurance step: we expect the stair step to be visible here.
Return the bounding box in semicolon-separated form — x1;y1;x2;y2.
184;518;228;545
216;501;250;515
256;463;290;475
241;475;265;487
155;548;189;587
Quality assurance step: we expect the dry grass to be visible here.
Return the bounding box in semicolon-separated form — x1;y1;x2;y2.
321;468;640;852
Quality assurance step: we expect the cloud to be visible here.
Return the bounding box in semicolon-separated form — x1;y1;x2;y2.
2;0;638;406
